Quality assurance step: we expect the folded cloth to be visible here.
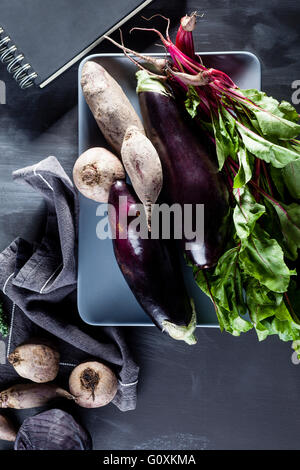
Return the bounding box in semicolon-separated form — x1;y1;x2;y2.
0;156;139;411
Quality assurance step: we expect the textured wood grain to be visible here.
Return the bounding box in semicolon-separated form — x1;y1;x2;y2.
0;0;300;450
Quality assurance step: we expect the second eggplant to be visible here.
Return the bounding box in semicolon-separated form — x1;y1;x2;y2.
108;180;197;344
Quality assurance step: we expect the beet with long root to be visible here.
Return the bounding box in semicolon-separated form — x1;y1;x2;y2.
121;125;163;229
0;384;74;409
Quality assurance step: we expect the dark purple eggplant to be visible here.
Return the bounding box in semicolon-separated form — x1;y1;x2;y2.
136;71;229;269
108;180;196;344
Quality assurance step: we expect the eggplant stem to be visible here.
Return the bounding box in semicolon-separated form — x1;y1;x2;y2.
162;299;197;345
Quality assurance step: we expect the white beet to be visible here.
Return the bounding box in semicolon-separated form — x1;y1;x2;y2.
73;147;125;202
0;415;17;441
8;342;60;383
121;126;163;228
69;361;118;408
81;60;144;154
0;384;74;409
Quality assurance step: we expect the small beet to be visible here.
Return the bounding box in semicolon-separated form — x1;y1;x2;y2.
8;342;60;383
69;361;118;408
73;147;125;202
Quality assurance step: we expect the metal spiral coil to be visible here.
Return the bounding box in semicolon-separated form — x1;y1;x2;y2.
0;26;37;89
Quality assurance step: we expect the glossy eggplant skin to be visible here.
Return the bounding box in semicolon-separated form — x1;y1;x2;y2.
138;88;229;269
108;181;195;339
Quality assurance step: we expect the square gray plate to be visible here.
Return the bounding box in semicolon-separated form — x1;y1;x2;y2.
78;51;261;326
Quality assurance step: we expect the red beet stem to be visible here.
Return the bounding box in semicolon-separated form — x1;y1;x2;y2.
175;13;197;58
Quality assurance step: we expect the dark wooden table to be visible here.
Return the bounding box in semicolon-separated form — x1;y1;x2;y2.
0;0;300;450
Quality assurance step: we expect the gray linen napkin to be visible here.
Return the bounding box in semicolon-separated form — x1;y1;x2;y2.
0;156;139;411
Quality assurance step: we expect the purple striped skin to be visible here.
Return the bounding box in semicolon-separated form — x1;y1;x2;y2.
108;181;196;342
138;89;229;269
